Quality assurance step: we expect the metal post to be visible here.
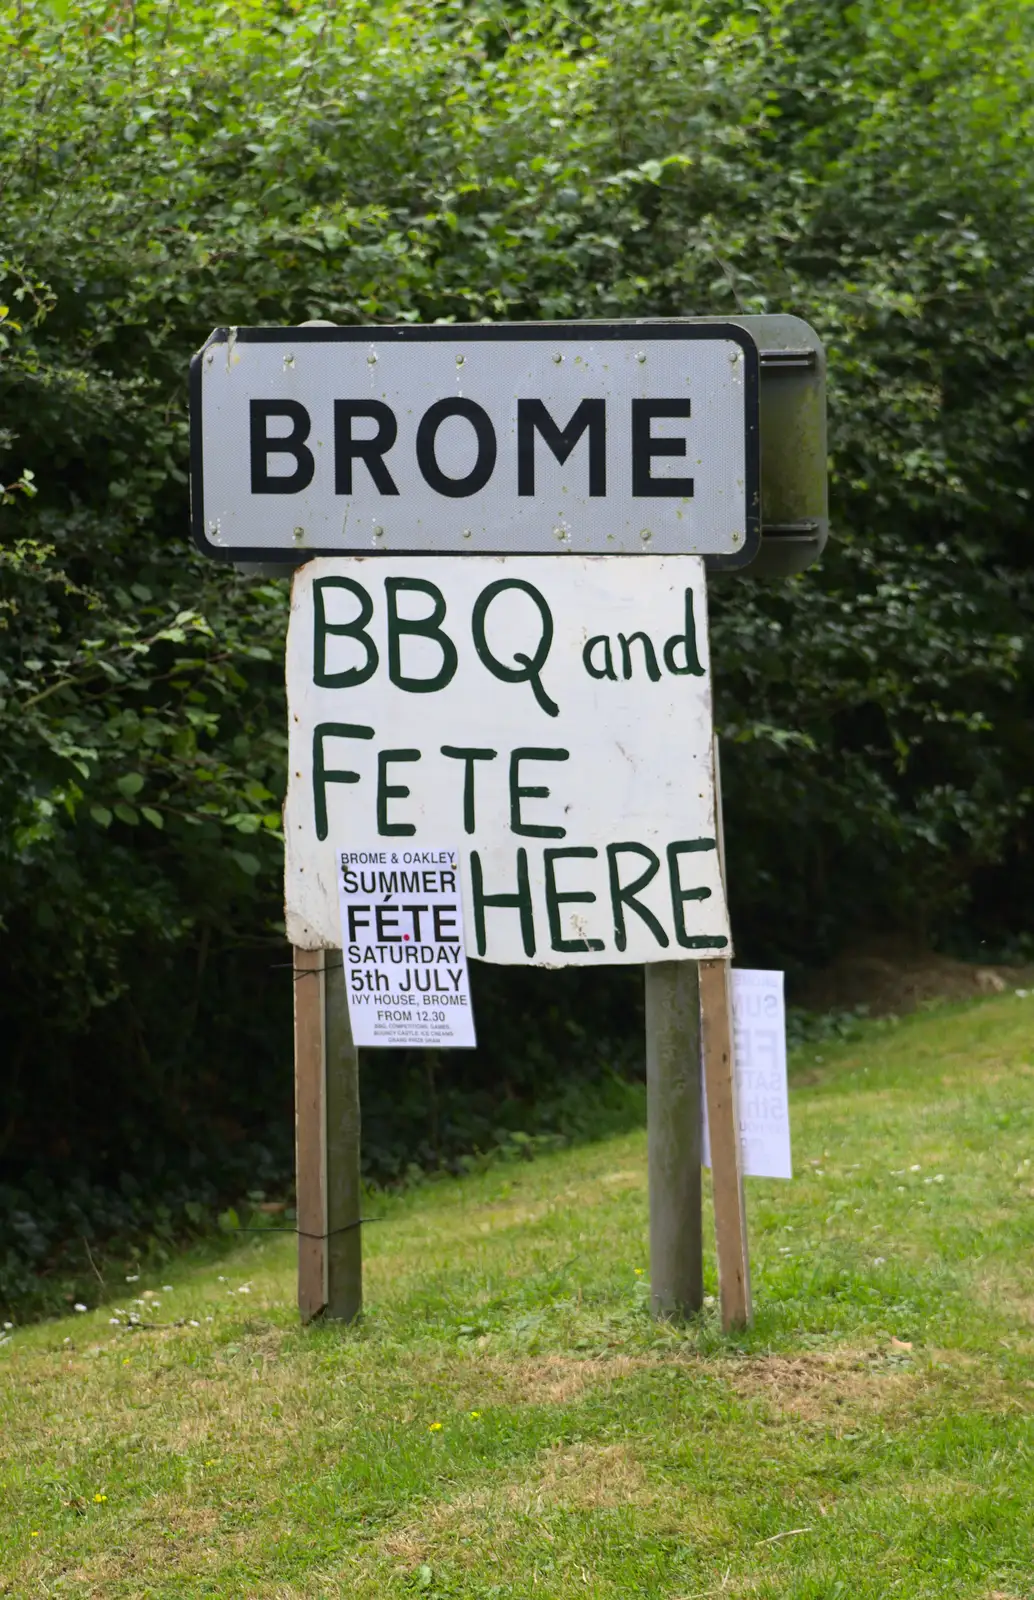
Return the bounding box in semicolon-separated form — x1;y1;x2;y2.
645;960;703;1320
323;952;363;1322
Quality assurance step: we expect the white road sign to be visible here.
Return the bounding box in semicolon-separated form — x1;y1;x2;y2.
191;323;759;566
284;553;730;965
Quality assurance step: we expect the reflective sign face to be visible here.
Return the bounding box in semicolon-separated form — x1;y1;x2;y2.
191;323;759;566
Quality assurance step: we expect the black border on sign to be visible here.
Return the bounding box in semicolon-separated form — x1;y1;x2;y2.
189;321;761;570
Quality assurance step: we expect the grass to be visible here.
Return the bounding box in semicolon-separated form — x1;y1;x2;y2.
3;991;1034;1598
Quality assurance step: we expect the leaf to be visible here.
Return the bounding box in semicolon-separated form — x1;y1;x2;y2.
140;806;164;829
116;773;144;799
114;803;139;826
230;851;261;877
89;805;113;828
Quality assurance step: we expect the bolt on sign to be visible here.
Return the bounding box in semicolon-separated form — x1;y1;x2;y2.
284;554;729;966
190;323;759;566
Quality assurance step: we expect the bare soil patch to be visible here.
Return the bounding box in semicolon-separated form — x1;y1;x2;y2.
796;938;1034;1017
728;1351;915;1425
398;1347;918;1426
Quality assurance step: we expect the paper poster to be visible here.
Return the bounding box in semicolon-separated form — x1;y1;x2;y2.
702;968;792;1180
337;846;477;1049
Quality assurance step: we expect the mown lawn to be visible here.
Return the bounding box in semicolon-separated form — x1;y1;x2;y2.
3;992;1034;1598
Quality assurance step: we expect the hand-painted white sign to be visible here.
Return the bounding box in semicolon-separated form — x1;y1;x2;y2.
703;969;792;1180
191;323;759;566
337;846;476;1048
285;554;729;966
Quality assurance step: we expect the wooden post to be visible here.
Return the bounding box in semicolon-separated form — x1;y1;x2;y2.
645;960;703;1321
292;946;363;1323
323;952;363;1322
293;945;326;1321
700;957;752;1330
